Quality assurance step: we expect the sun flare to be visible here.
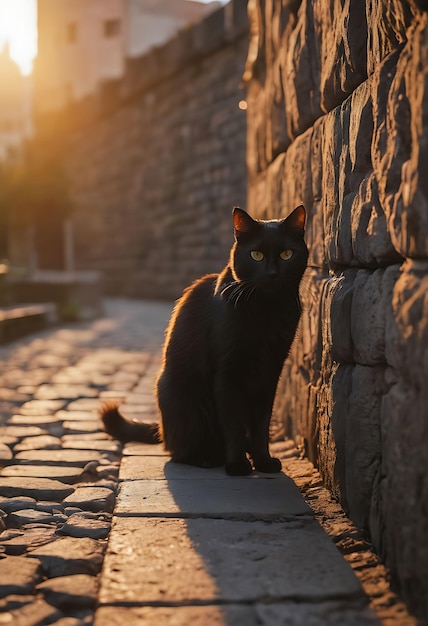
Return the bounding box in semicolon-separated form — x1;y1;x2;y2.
0;0;37;75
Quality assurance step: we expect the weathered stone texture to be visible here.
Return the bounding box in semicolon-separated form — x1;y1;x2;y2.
35;1;248;300
247;1;428;621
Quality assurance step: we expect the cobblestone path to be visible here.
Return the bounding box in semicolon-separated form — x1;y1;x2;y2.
0;299;171;625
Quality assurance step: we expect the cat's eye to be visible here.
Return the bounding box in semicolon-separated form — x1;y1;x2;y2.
280;250;293;260
250;250;264;261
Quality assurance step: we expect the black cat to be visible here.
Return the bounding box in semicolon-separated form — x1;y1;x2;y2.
102;205;308;476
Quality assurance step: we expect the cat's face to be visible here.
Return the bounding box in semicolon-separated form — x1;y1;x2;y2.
230;206;309;290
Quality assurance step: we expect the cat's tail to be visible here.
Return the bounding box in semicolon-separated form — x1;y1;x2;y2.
100;402;161;444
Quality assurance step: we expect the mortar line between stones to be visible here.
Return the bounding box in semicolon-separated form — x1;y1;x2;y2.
96;593;368;609
111;511;316;521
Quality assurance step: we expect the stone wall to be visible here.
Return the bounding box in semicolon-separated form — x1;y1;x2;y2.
245;0;428;621
35;0;248;299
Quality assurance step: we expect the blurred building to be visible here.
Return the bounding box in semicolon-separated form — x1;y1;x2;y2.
0;45;33;161
35;0;221;112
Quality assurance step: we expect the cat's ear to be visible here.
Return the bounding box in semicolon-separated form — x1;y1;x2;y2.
283;205;306;233
233;207;257;239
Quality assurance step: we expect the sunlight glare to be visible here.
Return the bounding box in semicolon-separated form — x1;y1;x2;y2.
0;0;37;75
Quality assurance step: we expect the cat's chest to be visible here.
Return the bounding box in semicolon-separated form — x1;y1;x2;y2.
218;304;295;354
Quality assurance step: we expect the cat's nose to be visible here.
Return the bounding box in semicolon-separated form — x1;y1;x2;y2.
266;267;279;278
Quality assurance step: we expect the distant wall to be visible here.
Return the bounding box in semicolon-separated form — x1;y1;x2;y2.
245;0;428;620
36;0;248;299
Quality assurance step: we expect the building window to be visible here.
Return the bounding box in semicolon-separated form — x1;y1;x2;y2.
104;19;121;38
66;22;77;43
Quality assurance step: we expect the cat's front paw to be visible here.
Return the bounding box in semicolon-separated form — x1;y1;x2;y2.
254;456;282;473
226;458;253;476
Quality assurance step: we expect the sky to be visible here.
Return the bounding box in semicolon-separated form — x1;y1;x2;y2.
0;0;227;76
0;0;37;75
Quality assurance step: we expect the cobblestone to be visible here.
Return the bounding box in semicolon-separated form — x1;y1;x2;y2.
14;448;107;465
36;574;99;609
28;536;105;576
0;477;75;500
62;487;116;513
0;300;168;624
1;465;87;482
0;525;57;555
0;556;43;596
59;512;111;539
0;597;62;626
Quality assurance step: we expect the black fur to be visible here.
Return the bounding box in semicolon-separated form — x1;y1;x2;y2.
101;403;161;444
102;206;308;476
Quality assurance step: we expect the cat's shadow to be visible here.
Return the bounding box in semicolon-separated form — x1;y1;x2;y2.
162;459;311;622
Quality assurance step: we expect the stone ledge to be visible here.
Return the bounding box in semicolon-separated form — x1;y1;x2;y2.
8;270;103;321
0;303;57;345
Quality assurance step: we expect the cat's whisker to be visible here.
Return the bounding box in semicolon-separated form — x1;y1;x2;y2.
231;286;243;306
221;282;239;303
246;285;257;303
232;285;243;308
235;285;250;308
222;280;256;308
245;287;254;302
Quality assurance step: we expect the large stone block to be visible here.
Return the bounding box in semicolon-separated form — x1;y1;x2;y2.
372;14;428;258
321;104;353;268
274;268;325;457
351;266;400;366
350;172;401;267
284;0;323;138
366;0;414;75
246;171;268;217
245;1;295;175
254;126;328;269
380;378;428;618
314;0;368;112
329;269;356;363
245;82;266;179
316;362;353;506
345;365;385;529
385;259;428;384
264;128;314;219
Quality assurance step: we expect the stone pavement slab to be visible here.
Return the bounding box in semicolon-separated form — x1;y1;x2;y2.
122;441;167;456
116;472;311;518
99;516;363;605
121;454;311;480
119;455;231;479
